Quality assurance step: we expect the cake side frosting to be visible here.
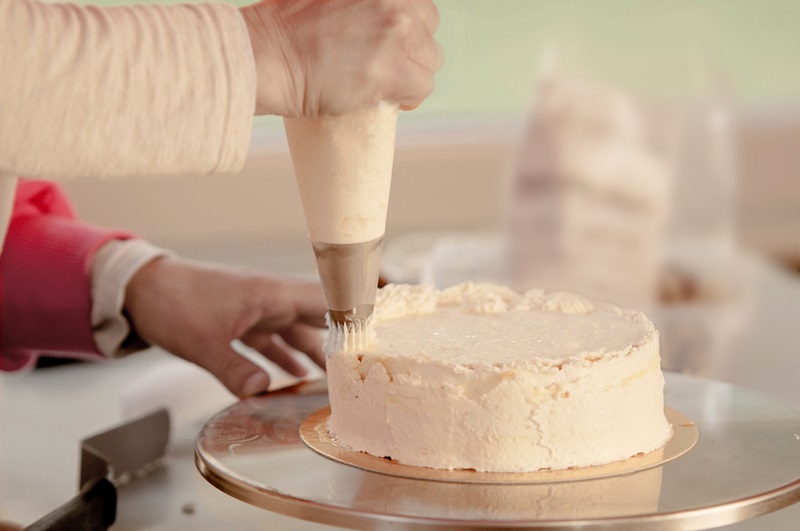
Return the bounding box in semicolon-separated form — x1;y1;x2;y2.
327;283;673;472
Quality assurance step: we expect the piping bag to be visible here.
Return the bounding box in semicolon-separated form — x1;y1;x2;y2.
284;101;398;351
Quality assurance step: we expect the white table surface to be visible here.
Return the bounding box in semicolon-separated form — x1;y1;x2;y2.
1;249;799;531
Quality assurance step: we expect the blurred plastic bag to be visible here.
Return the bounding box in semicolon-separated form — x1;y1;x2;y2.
504;71;670;308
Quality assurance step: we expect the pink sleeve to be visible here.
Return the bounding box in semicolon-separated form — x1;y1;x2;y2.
0;180;134;371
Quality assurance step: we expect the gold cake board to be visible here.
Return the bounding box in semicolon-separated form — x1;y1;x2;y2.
195;372;800;530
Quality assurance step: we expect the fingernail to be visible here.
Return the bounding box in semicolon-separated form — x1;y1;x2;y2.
292;365;308;378
242;372;270;397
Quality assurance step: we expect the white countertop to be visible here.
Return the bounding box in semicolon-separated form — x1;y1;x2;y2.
1;251;799;530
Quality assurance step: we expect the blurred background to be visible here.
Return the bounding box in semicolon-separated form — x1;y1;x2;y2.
62;0;800;273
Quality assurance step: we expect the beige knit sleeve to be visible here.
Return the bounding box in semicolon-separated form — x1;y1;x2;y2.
0;0;255;179
90;238;174;357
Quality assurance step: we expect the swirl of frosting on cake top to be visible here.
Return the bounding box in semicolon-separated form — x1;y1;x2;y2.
370;283;655;367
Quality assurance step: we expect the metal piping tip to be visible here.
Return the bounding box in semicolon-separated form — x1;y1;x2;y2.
328;305;374;329
311;236;384;328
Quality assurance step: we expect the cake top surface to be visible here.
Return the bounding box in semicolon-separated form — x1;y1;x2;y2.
365;283;654;367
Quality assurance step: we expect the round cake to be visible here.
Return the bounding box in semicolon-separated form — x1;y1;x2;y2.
326;283;673;473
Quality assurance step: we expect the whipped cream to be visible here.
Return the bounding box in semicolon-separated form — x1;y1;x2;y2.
285;101;398;245
327;282;673;472
325;313;377;354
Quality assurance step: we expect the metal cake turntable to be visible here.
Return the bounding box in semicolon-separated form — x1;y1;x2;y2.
195;372;800;530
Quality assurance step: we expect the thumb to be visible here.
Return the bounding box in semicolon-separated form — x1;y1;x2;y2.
192;343;272;398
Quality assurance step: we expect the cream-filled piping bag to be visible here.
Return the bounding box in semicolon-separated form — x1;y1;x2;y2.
284;101;398;349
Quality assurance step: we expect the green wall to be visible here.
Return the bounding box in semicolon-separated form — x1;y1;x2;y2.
77;0;800;124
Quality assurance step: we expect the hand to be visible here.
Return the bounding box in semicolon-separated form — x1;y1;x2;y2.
124;257;327;398
241;0;443;116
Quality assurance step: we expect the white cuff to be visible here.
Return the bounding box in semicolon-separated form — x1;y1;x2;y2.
90;239;174;358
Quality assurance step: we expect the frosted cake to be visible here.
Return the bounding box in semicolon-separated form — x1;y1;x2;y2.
326;283;672;473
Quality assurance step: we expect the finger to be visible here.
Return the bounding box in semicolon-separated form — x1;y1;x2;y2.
407;34;444;72
243;334;308;378
407;0;440;34
391;62;436;111
194;343;272;399
280;323;326;369
288;280;328;327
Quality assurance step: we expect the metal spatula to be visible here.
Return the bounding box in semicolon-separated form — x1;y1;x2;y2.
23;409;170;531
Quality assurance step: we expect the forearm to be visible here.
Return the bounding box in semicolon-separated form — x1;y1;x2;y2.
0;0;255;179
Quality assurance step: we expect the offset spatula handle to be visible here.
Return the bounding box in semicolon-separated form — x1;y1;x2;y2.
23;478;116;531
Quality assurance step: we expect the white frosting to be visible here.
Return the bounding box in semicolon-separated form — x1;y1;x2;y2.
325;313;377;354
285;102;398;244
327;283;673;472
